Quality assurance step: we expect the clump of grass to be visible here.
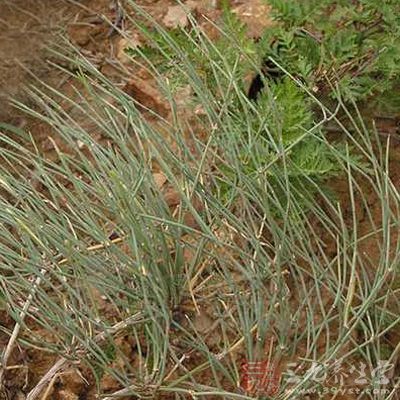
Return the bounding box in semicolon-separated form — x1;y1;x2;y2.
126;3;366;212
0;1;399;399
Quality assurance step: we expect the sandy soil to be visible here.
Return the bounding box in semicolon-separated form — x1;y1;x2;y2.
0;0;74;123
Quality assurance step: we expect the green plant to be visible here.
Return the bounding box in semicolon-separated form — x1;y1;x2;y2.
126;8;256;96
0;2;399;399
127;6;361;212
263;0;400;109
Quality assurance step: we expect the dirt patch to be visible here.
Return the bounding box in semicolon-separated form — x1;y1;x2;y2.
0;0;74;123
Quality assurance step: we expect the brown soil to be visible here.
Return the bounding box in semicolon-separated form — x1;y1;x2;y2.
0;0;73;123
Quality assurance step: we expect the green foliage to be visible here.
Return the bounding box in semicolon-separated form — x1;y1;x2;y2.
238;77;342;174
1;4;399;398
126;9;256;96
265;0;400;107
257;78;315;145
217;78;347;208
126;6;357;211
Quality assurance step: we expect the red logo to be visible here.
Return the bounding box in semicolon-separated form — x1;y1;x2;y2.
240;361;281;396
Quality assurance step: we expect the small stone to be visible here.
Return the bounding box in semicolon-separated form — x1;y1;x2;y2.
152;172;167;189
116;34;141;64
163;5;189;29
